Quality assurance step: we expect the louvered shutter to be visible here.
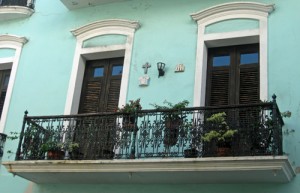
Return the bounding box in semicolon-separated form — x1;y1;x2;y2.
208;67;230;106
77;58;124;159
106;79;121;112
103;58;123;113
80;80;103;113
206;44;259;106
239;64;259;104
78;60;106;114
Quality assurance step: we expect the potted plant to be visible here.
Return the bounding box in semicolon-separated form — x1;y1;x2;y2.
118;98;142;132
41;141;65;160
151;100;189;147
41;141;79;160
202;112;237;156
182;122;201;158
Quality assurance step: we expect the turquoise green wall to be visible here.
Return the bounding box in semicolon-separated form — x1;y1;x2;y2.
31;183;300;193
205;19;259;34
83;35;127;48
0;48;15;58
0;0;299;192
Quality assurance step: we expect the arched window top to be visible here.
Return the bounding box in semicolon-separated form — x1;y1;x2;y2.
191;2;275;25
71;19;140;40
0;35;28;48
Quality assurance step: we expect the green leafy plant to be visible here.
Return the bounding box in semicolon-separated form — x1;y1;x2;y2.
41;141;79;153
202;112;237;143
151;100;189;120
6;132;19;156
118;98;142;113
151;100;189;146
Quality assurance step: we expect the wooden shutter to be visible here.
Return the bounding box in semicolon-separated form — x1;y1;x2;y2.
239;64;260;104
238;44;260;104
106;79;121;112
76;58;123;159
206;44;259;106
79;60;106;114
103;58;123;113
208;67;230;106
79;58;123;114
80;80;103;113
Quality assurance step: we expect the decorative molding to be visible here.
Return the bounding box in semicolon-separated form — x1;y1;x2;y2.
192;2;273;107
0;6;34;21
64;19;139;115
0;35;28;45
191;2;275;22
71;19;140;37
0;34;26;133
2;156;295;184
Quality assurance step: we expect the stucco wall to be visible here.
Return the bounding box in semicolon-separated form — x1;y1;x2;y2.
0;0;299;192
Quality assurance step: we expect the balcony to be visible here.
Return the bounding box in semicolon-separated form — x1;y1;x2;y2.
0;0;35;22
60;0;130;10
2;96;296;183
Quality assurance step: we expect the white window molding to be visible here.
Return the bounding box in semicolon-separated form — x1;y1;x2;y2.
0;35;28;133
64;19;140;115
191;2;275;107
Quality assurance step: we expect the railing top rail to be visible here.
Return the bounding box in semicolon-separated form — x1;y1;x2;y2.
24;102;275;120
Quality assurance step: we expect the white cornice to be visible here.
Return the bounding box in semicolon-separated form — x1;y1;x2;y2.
0;35;28;45
71;19;140;37
2;156;296;184
191;2;275;21
0;6;34;21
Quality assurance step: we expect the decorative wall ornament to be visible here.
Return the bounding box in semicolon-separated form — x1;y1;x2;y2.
142;62;151;74
157;62;165;78
139;75;150;86
175;64;185;72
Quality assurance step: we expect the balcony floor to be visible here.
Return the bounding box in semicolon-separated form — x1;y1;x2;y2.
0;6;34;21
2;156;295;184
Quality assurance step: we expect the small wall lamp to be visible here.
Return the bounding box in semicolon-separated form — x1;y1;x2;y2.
157;62;165;78
0;133;7;160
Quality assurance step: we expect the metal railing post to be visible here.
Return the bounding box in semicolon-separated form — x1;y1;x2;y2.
271;94;282;155
15;110;28;160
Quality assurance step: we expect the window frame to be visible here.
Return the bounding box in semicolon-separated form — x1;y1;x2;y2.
191;2;274;107
0;35;27;133
206;43;260;106
64;19;140;115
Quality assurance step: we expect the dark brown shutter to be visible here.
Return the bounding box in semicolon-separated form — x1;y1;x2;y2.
79;58;123;114
239;64;260;104
106;79;121;112
76;58;124;159
80;80;103;113
209;67;230;106
206;44;259;106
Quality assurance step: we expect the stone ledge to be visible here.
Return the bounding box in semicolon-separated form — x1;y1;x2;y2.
2;156;296;184
0;6;34;22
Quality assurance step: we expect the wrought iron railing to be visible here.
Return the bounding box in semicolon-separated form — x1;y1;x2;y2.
15;95;284;160
0;0;35;8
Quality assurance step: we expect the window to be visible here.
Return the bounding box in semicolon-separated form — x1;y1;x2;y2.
64;19;140;115
0;69;11;118
79;57;124;114
206;44;259;106
191;2;274;107
0;34;27;132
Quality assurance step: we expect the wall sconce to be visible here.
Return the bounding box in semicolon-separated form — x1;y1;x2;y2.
157;62;165;78
0;133;7;160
